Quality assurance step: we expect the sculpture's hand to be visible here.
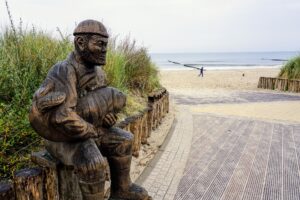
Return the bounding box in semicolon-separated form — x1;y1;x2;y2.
34;82;66;113
34;82;54;99
37;92;66;113
103;112;118;128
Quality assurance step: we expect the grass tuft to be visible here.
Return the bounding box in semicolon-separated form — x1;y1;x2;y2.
278;55;300;80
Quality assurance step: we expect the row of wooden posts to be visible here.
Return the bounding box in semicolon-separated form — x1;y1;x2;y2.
258;77;300;93
0;88;169;200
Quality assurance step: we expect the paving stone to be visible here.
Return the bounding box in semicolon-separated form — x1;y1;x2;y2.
241;122;273;200
221;121;264;200
137;90;300;200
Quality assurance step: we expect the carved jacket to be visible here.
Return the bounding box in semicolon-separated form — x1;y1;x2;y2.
29;52;109;142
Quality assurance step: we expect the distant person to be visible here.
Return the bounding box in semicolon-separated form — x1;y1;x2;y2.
199;66;204;77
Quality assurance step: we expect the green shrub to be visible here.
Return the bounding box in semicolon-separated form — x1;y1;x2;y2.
278;55;300;80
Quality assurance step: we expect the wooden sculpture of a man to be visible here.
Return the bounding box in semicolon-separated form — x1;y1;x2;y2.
29;19;151;200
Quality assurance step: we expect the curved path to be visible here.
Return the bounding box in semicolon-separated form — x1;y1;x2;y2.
137;90;300;200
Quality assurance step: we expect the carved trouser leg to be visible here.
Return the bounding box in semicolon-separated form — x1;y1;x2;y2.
99;128;151;200
73;141;106;200
45;139;107;200
77;167;105;200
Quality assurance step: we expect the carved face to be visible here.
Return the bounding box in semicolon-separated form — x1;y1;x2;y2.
76;35;108;66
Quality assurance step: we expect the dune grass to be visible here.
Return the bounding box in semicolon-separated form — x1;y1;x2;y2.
0;12;160;179
105;36;160;94
278;55;300;80
0;26;73;179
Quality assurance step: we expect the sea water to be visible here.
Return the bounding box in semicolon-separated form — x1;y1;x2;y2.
150;51;299;70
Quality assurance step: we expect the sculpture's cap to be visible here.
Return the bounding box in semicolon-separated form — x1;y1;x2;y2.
73;19;109;38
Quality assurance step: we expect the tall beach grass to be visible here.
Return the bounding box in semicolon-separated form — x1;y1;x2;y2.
105;36;160;94
278;55;300;80
0;25;73;179
0;5;160;179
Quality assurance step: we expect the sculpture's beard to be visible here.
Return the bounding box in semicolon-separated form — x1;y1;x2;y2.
77;46;106;66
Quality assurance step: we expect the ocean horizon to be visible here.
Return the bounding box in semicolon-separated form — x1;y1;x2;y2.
150;51;299;70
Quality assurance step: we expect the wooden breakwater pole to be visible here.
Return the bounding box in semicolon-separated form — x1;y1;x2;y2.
258;77;300;93
0;88;169;200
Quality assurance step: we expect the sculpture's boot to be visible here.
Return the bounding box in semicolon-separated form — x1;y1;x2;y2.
108;155;152;200
77;166;106;200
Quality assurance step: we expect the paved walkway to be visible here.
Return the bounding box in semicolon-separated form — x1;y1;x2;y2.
137;91;300;200
138;107;194;200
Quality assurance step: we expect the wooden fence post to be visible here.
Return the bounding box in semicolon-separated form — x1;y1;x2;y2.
296;80;300;92
31;151;59;200
152;102;158;130
127;115;141;157
14;168;44;200
258;77;300;93
141;110;149;144
166;91;169;113
274;78;279;90
258;77;262;88
147;104;153;137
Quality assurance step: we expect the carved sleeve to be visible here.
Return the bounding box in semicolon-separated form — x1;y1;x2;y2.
47;63;98;140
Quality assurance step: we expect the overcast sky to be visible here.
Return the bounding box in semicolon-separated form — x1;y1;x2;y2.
0;0;299;53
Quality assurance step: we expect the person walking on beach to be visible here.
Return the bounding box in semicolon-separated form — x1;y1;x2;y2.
199;66;204;77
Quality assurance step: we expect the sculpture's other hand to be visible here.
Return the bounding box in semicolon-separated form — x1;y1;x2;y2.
34;82;66;113
37;92;66;113
34;82;54;99
103;112;118;128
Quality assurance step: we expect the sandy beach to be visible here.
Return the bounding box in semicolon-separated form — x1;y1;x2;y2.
160;68;280;91
160;68;300;123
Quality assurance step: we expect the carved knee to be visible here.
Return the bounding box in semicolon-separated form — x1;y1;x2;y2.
114;139;133;156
